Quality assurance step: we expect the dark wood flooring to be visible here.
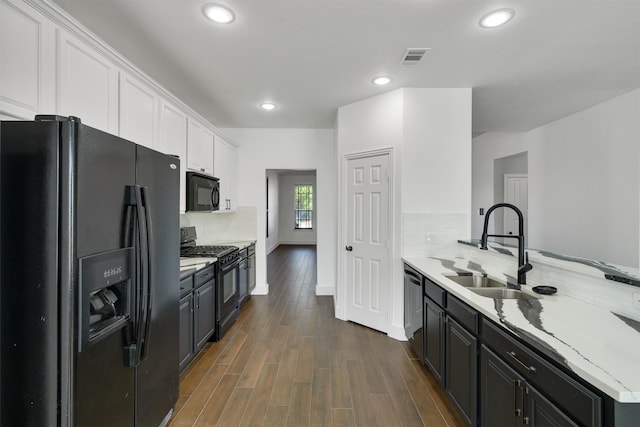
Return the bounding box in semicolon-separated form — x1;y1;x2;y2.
169;245;466;427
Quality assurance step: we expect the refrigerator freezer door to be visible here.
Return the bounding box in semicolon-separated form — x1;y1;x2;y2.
134;146;180;427
75;123;137;426
1;120;63;426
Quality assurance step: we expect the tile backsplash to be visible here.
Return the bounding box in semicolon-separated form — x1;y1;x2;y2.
181;206;257;244
403;212;468;258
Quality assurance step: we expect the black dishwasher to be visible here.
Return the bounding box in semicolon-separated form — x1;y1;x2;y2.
404;264;425;363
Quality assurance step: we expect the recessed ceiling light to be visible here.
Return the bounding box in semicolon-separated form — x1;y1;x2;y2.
202;3;235;24
260;102;276;111
479;8;515;28
372;76;392;86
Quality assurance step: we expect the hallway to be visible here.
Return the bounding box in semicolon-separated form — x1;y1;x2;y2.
170;245;465;426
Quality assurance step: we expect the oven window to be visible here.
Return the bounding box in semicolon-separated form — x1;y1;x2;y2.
223;268;236;303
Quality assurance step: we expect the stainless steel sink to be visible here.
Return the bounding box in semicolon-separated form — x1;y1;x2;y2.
445;275;506;288
468;288;540;300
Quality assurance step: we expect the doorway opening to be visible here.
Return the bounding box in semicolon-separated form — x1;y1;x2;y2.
493;152;528;245
265;169;318;280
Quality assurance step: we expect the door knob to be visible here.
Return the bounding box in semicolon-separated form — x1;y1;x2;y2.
345;245;353;252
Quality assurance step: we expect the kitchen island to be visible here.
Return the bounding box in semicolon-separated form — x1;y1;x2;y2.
404;241;640;426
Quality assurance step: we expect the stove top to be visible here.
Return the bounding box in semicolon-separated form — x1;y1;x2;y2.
180;245;237;258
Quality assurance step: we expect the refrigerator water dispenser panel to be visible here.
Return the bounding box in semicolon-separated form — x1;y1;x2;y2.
78;248;134;351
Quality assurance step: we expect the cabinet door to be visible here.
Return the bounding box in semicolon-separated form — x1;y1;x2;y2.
424;297;445;384
56;29;119;134
0;0;55;119
238;258;248;305
248;252;256;292
187;119;213;175
214;135;238;210
119;73;158;149
194;280;215;350
159;101;187;212
179;293;194;372
480;345;522;427
445;317;477;426
526;386;579;427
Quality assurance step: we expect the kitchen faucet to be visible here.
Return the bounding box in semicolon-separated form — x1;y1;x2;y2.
480;203;533;285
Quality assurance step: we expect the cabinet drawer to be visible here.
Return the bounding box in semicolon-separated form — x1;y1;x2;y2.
180;275;193;297
447;295;478;335
424;278;446;307
194;265;215;287
482;319;601;427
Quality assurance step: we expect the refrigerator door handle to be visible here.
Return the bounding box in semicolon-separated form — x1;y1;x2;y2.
123;185;149;367
139;186;153;361
135;185;150;364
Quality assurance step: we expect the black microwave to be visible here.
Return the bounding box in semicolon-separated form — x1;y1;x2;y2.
186;172;220;211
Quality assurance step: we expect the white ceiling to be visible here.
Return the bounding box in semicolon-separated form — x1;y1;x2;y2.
51;0;640;132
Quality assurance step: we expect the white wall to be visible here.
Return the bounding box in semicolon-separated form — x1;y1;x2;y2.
529;90;639;267
278;173;317;245
336;88;472;340
265;170;280;254
472;132;530;238
221;128;336;296
473;89;640;267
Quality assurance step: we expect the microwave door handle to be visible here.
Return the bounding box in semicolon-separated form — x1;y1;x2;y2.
212;186;220;209
139;187;153;361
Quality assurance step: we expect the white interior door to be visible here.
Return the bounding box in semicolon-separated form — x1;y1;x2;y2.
504;174;528;244
345;153;390;333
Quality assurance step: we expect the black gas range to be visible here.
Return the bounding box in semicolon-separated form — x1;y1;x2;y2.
180;226;240;340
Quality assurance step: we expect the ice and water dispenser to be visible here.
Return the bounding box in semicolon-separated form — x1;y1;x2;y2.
78;248;134;352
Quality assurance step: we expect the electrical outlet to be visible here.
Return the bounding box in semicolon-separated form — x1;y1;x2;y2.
633;293;640;309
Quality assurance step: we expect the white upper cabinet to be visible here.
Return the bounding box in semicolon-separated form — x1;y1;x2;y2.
214;135;238;210
56;28;119;134
119;73;158;149
0;0;55;119
159;101;187;212
187;118;214;175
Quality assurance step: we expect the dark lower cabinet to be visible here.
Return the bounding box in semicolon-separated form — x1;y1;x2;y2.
238;247;249;305
446;317;477;426
480;345;578;427
424;296;445;384
178;293;194;371
194;279;215;350
480;344;526;427
248;244;256;293
179;265;217;373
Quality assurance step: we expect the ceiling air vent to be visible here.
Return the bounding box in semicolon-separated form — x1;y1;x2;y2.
400;48;430;65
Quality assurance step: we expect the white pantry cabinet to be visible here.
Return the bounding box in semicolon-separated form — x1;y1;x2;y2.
187;118;214;175
214;135;238;210
159;101;188;212
119;72;158;149
0;0;55;119
56;28;119;134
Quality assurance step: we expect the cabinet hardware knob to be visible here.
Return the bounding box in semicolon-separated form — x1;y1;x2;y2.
345;245;353;251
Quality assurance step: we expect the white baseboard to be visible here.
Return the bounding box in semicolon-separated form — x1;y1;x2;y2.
315;283;334;296
387;323;408;341
251;283;269;295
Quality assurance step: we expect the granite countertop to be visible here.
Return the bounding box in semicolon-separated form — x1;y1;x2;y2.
179;257;217;280
403;255;640;403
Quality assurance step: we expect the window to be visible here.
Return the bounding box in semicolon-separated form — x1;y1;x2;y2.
294;184;313;229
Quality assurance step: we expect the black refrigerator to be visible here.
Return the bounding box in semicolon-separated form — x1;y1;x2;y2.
0;116;180;426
